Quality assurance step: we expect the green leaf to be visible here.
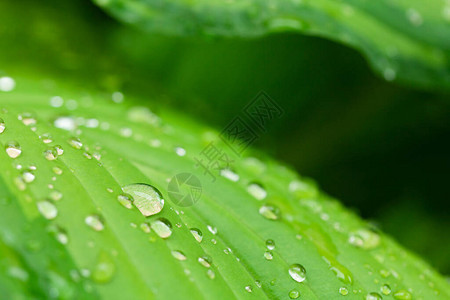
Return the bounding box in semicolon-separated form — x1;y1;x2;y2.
93;0;450;90
0;76;449;299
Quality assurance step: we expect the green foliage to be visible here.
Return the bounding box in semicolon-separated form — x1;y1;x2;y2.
0;78;448;299
94;0;450;90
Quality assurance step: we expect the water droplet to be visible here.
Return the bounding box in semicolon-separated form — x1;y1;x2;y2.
0;77;16;92
380;284;391;295
8;266;28;281
6;142;21;158
264;251;273;260
52;167;63;175
289;264;306;283
140;222;151;233
92;252;115;284
247;183;267;200
348;229;380;249
150;218;172;238
54;117;76;131
406;8;423;26
117;194;133;209
44;148;58;161
175;147;186;157
68;137;83;149
85;215;105;231
49;190;63;201
289;289;300;299
259;204;281;220
383;67;397;81
264;241;276;253
339;287;349;296
0;118;5;134
112;91;124;103
48;225;69;244
122;183;164;216
14;177;26;191
206;269;215;279
190;228;203;242
55;145;64;156
119;127;132;137
245;285;253;293
365;292;382;300
50;96;64;107
198;255;212;268
171;250;187;261
22;170;35;183
37;201;58;220
18;113;36;126
255;280;262;288
207;225;218;235
393;290;412;299
40;133;53;144
220;169;239;182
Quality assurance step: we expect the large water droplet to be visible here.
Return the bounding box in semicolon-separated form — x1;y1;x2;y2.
171;250;187;261
150;218;172;238
0;77;16;92
92;252;115;284
6;142;21;158
122;183;164;217
37;201;58;220
289;264;306;283
259;204;281;220
393;290;412;299
365;292;382;300
247;182;267;200
348;229;380;249
85;215;105;231
190;228;203;243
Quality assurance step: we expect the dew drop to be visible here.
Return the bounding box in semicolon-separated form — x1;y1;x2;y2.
122;183;164;216
52;167;63;175
289;264;306;283
365;292;382;300
171;250;187;261
247;183;267;200
220;169;239;182
348;229;380;249
54;117;76;131
41;133;53;144
175;147;186;157
266;239;276;250
207;225;218;235
55;145;64;156
49;190;63;201
68;137;83;149
264;251;273;260
85;215;105;231
140;222;151;233
22;170;35;183
190;228;203;243
44;148;58;161
255;280;262;288
92;252;115;284
5;142;21;158
245;285;252;293
37;201;58;220
380;284;391;295
339;287;349;296
198;255;212;268
259;204;281;220
0;118;5;134
0;77;16;92
48;225;69;245
207;269;215;279
289;289;300;299
117;194;133;209
406;8;423;26
393;290;412;299
150;218;172;238
18;113;36;126
50;96;64;107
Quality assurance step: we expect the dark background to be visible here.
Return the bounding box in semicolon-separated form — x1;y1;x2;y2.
1;0;449;273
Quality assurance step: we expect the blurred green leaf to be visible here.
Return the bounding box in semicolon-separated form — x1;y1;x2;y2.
94;0;450;90
0;77;449;299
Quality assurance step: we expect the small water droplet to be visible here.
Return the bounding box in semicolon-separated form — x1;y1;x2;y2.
18;113;36;126
365;292;382;300
220;169;239;182
207;225;217;235
259;204;281;220
55;145;64;156
171;250;187;261
52;167;63;175
41;133;53;144
37;201;58;220
247;182;267;200
348;229;380;249
68;137;83;149
49;190;63;201
6;142;21;158
150;218;172;238
266;239;275;250
112;91;124;103
0;118;5;134
54;117;76;131
175;147;186;157
393;290;412;299
22;170;35;183
85;215;105;231
198;255;212;268
122;183;164;216
48;225;69;244
119;127;132;137
406;8;423;26
92;252;115;284
207;269;215;279
289;264;306;283
255;280;262;288
117;194;133;209
380;284;391;295
289;289;300;299
0;77;16;92
44;148;58;161
264;251;273;260
140;222;151;233
50;96;64;107
190;228;203;242
339;287;349;296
